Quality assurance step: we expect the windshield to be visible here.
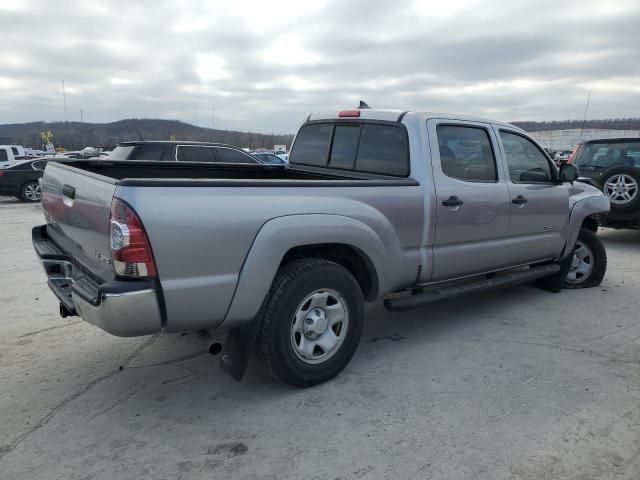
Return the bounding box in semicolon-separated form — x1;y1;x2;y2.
574;141;640;170
107;146;135;160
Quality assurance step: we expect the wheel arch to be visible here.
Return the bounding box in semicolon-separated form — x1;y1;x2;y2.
222;214;388;329
561;195;609;258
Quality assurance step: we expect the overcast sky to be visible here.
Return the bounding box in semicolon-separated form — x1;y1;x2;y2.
1;0;639;133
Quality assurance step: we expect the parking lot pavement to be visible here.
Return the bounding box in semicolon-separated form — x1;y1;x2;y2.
1;197;639;480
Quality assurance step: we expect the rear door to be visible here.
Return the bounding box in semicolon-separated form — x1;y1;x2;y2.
428;119;511;281
41;162;118;281
495;129;569;264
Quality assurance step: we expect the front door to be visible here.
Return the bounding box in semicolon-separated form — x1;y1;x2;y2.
428;120;512;281
495;128;570;265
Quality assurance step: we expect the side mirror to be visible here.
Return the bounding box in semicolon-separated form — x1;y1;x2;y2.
559;163;579;184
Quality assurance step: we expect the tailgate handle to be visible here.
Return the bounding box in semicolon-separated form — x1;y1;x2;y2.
62;185;76;199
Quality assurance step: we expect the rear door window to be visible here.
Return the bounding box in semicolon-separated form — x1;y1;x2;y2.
436;125;497;182
0;150;7;162
130;144;171;161
215;148;257;164
177;146;215;163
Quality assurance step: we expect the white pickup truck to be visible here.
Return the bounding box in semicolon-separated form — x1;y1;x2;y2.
33;107;609;387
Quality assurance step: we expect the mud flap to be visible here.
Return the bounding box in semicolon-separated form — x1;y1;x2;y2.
219;312;263;381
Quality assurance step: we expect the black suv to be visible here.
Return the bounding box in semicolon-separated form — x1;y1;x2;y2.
106;141;262;164
572;138;640;229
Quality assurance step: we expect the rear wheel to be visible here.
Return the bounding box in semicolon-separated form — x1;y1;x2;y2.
564;228;606;289
255;258;364;388
20;181;41;202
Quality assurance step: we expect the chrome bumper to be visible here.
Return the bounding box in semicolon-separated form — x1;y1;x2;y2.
33;225;163;337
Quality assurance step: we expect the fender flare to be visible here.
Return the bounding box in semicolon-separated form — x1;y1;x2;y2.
222;214;390;329
561;195;609;258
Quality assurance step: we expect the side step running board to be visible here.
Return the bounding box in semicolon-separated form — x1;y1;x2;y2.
384;264;561;312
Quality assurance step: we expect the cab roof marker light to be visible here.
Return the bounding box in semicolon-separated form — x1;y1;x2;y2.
339;110;360;118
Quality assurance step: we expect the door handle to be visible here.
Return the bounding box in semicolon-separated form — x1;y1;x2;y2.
512;195;528;205
62;184;75;199
442;196;463;207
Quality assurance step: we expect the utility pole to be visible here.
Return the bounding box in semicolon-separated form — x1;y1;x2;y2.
80;109;84;122
212;106;215;130
62;80;68;122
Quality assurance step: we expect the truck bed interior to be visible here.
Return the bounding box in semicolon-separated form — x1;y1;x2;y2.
54;160;354;181
49;160;419;187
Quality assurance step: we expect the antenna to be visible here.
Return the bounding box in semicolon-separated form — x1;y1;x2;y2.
577;92;591;145
62;80;68;122
358;100;371;109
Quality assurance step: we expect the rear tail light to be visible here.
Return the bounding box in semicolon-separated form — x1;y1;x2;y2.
0;171;5;177
109;198;157;278
339;110;360;117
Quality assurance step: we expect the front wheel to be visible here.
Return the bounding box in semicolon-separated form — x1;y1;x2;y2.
21;181;41;202
255;258;364;388
565;228;607;289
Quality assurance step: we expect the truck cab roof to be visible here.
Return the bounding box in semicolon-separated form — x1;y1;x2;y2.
308;109;523;131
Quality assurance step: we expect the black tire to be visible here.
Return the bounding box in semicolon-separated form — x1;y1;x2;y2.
599;166;640;213
20;181;41;202
255;258;364;388
564;228;607;289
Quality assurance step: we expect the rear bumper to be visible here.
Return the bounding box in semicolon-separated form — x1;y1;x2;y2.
32;225;163;337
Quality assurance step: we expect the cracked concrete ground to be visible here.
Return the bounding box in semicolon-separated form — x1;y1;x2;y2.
1;196;640;480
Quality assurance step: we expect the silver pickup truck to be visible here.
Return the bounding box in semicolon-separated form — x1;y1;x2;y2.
33;108;609;387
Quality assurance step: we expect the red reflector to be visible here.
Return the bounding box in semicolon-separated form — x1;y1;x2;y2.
0;171;5;177
339;110;360;117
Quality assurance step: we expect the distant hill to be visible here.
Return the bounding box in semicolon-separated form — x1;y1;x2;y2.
0;118;294;151
512;118;640;132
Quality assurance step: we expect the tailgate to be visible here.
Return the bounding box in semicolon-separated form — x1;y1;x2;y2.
41;162;117;281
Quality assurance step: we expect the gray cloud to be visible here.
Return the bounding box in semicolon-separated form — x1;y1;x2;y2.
1;0;639;133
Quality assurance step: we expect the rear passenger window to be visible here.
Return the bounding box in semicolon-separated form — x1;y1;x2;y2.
216;148;256;164
177;146;215;163
0;150;7;162
500;131;554;184
290;124;333;166
355;124;408;176
436;125;497;182
329;125;360;169
131;144;171;161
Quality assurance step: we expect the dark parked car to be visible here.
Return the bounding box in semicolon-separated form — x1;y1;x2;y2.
0;159;48;202
107;141;263;164
571;138;640;228
251;152;287;165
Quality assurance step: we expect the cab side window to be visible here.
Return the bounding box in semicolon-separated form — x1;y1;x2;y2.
436;125;497;182
500;131;554;184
